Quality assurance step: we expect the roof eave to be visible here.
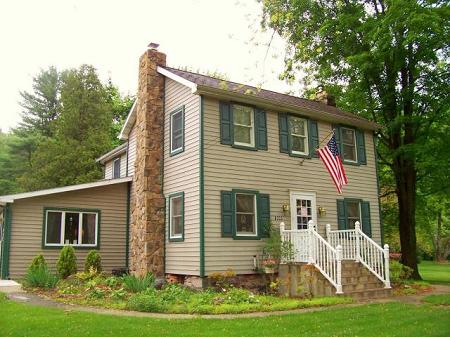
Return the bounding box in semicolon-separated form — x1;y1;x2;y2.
96;143;127;164
118;100;137;140
195;86;380;131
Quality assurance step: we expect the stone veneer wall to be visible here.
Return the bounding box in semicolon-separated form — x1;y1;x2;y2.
130;48;166;277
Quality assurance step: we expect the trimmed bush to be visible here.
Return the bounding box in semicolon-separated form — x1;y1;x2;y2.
122;273;155;293
56;245;77;278
85;250;102;272
390;260;413;285
28;254;47;272
24;265;58;289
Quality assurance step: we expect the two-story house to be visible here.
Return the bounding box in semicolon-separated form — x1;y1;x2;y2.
0;46;388;295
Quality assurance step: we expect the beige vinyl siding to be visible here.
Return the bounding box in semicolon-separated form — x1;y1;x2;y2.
127;124;137;176
203;97;381;274
163;79;200;275
104;153;127;179
8;183;128;278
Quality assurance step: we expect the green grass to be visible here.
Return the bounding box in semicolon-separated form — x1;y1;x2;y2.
423;294;450;306
1;294;449;337
419;261;450;285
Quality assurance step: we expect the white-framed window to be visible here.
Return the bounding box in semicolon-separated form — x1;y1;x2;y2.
235;193;257;236
44;209;99;247
170;106;184;155
232;104;255;147
341;127;357;163
290;117;309;155
112;157;121;179
169;193;184;241
345;200;361;229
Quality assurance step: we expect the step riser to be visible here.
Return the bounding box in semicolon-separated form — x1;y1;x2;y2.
345;289;392;300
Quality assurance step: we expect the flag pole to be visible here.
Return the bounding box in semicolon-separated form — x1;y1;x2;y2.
317;129;335;149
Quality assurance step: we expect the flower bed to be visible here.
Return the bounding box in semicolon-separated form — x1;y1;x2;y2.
24;270;353;314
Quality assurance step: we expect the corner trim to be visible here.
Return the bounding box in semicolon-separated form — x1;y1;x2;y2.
199;95;205;278
125;182;131;269
0;204;12;279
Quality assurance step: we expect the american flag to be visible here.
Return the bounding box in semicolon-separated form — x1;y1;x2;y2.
317;132;348;194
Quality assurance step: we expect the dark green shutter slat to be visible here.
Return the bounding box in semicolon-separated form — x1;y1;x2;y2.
308;120;319;158
255;109;268;150
220;102;232;145
221;191;234;237
337;199;347;230
333;125;342;154
278;113;289;153
356;130;367;165
361;201;372;236
258;194;270;237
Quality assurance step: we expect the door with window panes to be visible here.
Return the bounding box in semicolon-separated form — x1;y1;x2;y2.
290;192;317;230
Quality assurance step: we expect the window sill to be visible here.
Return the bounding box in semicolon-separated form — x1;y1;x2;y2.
168;237;184;242
42;244;99;250
231;143;257;151
232;235;261;240
169;147;184;157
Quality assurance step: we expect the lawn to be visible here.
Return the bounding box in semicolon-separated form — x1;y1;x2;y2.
419;261;450;285
423;294;450;306
1;293;449;337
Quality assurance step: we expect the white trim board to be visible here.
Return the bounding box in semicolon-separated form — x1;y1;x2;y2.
0;177;132;204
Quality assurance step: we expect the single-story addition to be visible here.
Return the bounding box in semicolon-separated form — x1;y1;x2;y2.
0;45;391;297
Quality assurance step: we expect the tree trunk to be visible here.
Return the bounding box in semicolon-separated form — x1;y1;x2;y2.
435;210;442;261
394;155;421;279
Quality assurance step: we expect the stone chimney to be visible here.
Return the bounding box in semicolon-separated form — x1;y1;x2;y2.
130;44;166;278
316;90;336;107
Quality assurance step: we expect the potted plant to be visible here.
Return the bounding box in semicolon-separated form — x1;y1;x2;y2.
262;258;278;274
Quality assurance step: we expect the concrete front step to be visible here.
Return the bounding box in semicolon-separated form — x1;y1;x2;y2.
342;282;384;292
343;287;392;300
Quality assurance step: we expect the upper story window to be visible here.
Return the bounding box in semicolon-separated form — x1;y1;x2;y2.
170;106;184;156
169;192;184;241
44;208;99;248
290;117;309;156
113;157;121;179
219;101;267;151
233;104;255;147
279;113;319;158
341;127;357;163
235;193;257;236
334;126;367;165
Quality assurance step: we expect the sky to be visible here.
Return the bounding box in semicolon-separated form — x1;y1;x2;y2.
0;0;292;132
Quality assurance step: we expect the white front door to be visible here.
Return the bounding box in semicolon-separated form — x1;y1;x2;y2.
290;191;317;230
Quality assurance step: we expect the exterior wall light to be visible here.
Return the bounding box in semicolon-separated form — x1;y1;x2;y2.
318;206;326;217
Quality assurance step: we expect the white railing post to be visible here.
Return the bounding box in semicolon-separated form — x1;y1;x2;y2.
384;244;391;288
336;245;343;294
326;223;331;239
308;220;315;264
355;221;361;263
280;221;285;233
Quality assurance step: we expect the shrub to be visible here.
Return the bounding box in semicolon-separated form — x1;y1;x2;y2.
159;284;191;304
126;290;165;312
390;260;413;285
85;250;102;272
28;254;47;272
122;272;155;293
24;265;58;289
56;245;77;278
220;287;259;305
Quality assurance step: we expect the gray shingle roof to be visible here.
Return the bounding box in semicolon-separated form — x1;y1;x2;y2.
164;66;378;129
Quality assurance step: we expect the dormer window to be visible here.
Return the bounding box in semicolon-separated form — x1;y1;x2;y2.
113;158;121;179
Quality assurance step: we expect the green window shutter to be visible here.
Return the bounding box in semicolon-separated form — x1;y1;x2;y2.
278;113;289;153
356;130;367;165
221;191;234;237
337;199;347;230
255;109;268;150
220;102;232;145
333;125;342;154
361;201;372;236
258;194;270;238
308;120;319;158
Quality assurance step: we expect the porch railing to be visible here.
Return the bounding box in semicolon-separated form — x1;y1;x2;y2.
280;221;343;294
326;222;391;288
